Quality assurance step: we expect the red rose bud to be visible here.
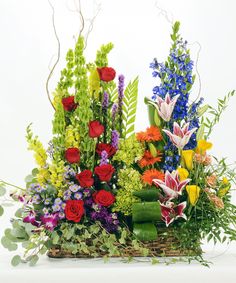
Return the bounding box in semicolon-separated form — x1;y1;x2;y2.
93;189;115;207
65;200;85;223
89;120;104;138
94;164;115;182
97;67;116;82
65;148;80;164
62;96;78;112
76;170;94;188
96;143;117;158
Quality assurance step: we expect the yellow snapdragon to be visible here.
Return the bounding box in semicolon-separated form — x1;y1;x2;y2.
49;161;65;189
65;125;80;148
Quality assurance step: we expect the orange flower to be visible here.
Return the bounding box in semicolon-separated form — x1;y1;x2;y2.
142;169;165;185
139;150;162;168
136;126;162;142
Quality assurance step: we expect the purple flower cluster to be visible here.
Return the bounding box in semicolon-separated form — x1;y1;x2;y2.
111;130;119;150
111;103;118;128
100;150;108;165
102;92;109;110
118;75;125;108
90;204;119;232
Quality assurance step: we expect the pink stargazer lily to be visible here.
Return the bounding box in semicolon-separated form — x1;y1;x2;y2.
150;94;180;122
160;201;187;226
162;122;197;149
153;170;191;200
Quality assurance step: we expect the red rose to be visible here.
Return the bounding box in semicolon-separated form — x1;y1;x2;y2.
65;200;85;222
97;67;116;82
93;190;115;207
62;96;78;111
89;120;104;138
76;170;94;188
96;143;117;158
65;148;80;164
94;164;115;182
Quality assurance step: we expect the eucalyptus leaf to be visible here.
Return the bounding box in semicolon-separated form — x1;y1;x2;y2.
11;255;21;267
0;205;4;216
29;255;39;267
1;236;18;251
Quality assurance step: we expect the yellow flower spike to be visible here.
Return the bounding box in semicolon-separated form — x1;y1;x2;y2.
177;168;189;181
182;150;194;170
88;68;100;98
196;140;213;154
186;185;201;206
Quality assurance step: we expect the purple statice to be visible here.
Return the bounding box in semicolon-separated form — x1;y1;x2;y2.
69;184;80;193
31;194;41;204
111;130;119;150
41;213;59;231
64;166;76;179
111;103;118;128
102;92;109;110
100;150;108;165
90;206;119;233
23;211;39;227
74;192;83;200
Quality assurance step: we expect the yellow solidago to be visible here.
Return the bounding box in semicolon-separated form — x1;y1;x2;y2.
186;185;201;206
49;160;65;189
182;150;194;170
65;125;80;148
88;68;100;99
196;140;213;154
26;125;47;168
177;168;189;181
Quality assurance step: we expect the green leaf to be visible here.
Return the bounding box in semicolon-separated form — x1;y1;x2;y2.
1;236;18;251
0;185;6;196
0;205;4;216
52;232;60;245
132;202;161;222
133;189;159;201
29;255;39;266
133;223;157;241
122;77;139;138
15;208;23;218
11;255;21;267
197;105;209;117
24;175;34;183
196;124;205;141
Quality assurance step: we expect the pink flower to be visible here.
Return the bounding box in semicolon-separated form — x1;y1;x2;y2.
23;211;39;227
41;213;59;231
150;94;180;122
160;201;187;226
162;122;197;149
153;170;190;200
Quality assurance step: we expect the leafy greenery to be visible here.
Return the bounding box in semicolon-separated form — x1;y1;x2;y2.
121;77;139;138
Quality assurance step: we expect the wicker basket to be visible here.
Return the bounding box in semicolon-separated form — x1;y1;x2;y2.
47;228;202;258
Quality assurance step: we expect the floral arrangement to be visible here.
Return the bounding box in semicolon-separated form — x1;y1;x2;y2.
1;21;236;267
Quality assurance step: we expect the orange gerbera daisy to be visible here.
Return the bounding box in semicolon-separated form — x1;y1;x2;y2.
138;150;162;168
136;126;162;142
142;169;165;186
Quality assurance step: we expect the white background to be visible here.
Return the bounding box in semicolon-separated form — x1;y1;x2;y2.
0;0;236;282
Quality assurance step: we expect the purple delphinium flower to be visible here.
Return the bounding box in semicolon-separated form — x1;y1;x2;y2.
111;130;119;150
41;213;59;231
69;184;80;193
100;150;108;165
102;92;109;110
23;211;39;227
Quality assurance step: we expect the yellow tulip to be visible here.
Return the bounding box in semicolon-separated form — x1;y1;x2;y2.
196;140;213;154
186;185;200;206
182;150;194;170
177;168;189;181
222;177;229;185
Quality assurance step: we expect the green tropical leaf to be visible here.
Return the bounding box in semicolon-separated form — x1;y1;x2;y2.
133;223;157;241
122;77;139;138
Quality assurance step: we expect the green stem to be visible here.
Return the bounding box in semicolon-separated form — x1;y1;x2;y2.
0;180;26;191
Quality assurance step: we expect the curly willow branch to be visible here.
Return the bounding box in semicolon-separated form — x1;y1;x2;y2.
46;0;61;111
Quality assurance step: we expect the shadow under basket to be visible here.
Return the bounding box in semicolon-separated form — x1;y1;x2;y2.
47;228;202;259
